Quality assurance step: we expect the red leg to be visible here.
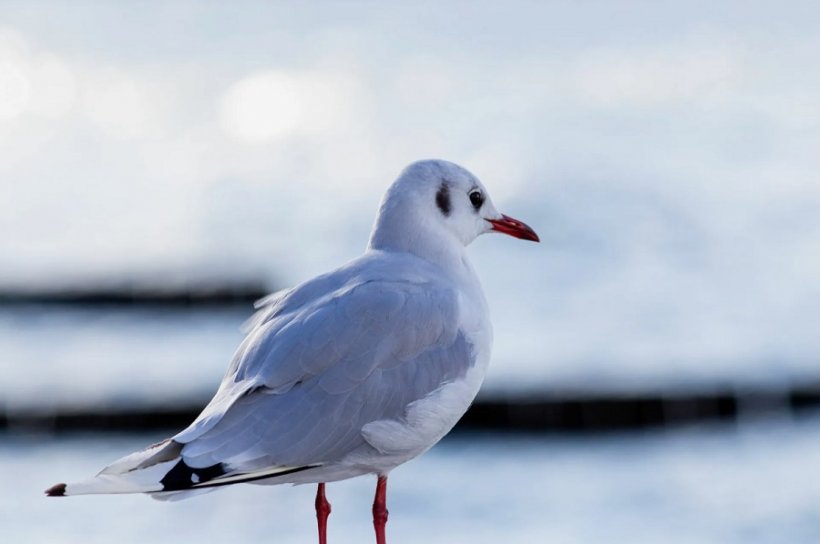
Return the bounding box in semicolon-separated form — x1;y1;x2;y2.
315;483;331;544
372;474;389;544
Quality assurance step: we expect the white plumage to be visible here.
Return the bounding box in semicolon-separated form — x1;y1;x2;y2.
46;159;538;540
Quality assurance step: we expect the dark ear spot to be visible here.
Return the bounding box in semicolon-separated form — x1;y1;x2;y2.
435;183;451;216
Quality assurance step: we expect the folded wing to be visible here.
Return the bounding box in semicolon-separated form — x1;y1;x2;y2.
175;276;474;471
51;260;477;499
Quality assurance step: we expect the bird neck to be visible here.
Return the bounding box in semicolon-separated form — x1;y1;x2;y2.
368;219;469;277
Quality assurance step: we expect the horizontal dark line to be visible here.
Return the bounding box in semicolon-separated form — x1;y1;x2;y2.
0;285;270;308
184;465;321;490
4;387;820;434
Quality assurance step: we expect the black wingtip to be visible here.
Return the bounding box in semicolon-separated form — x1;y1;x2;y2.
45;483;66;497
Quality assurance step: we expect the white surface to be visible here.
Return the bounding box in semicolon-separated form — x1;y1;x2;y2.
6;418;820;543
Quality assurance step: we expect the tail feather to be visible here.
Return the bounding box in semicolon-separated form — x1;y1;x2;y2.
45;483;66;497
101;438;182;474
45;438;180;497
45;437;321;500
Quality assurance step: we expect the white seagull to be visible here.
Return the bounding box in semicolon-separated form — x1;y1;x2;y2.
46;159;539;544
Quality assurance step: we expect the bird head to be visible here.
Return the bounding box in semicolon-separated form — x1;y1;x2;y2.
368;160;538;261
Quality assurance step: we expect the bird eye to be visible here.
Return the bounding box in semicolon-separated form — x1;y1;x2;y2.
469;190;484;210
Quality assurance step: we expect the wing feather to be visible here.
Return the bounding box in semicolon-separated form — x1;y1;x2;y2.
174;270;474;472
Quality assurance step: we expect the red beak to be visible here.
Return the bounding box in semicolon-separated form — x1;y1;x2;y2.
487;214;540;242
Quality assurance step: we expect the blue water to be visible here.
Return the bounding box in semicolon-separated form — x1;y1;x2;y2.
1;1;820;392
1;304;817;412
0;306;244;410
5;417;820;544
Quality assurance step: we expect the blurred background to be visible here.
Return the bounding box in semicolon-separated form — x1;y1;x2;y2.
2;1;820;542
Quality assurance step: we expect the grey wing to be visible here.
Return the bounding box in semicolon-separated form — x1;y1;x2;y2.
175;278;475;472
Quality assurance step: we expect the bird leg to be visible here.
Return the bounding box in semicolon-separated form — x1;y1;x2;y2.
372;474;389;544
315;482;331;544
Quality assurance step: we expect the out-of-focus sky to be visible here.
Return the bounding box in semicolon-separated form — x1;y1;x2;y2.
2;1;820;390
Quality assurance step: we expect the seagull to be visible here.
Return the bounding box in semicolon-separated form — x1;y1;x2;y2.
45;159;539;544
